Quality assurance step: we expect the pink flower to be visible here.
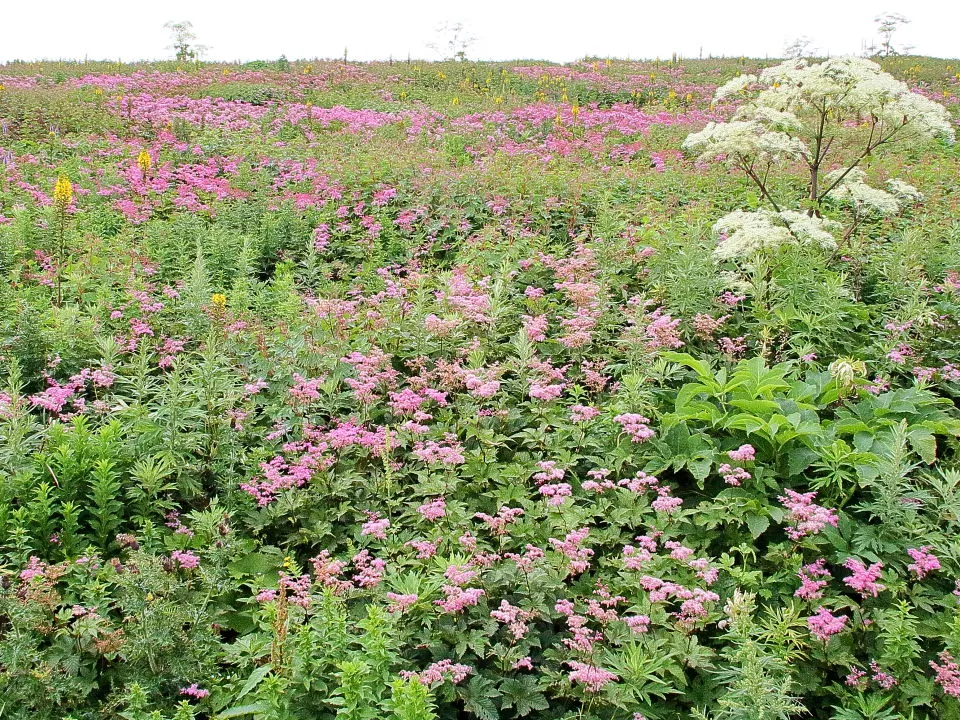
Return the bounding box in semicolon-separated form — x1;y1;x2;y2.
361;512;391;540
529;382;564;401
490;600;535;639
842;558;885;598
567;661;619;693
907;546;941;579
795;559;832;600
170;550;200;569
624;614;651;633
417;497;447;521
402;659;472;686
570;404;600;423
778;490;838;540
807;606;848;641
717;463;751;486
614;413;655;443
931;651;960;698
435;585;485;613
180;684;210;699
385;592;418;613
727;444;755;462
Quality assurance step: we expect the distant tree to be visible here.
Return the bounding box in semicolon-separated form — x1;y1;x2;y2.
873;13;912;57
427;22;476;62
164;21;208;62
783;36;817;60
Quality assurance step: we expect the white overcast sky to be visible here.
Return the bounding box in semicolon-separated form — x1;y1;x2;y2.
2;0;958;64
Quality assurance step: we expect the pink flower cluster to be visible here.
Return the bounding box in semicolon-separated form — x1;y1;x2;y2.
841;558;885;598
807;606;848;641
567;661;619;693
778;490;839;540
907;546;940;579
614;413;655;442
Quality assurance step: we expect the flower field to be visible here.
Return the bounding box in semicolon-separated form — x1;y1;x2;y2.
2;53;960;719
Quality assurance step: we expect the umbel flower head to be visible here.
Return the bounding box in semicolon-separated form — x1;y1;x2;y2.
712;208;840;261
53;175;73;208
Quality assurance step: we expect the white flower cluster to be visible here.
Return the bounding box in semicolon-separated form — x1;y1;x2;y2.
706;57;955;148
712;209;840;261
714;74;758;101
744;57;954;142
682;120;808;165
824;168;901;217
885;178;924;203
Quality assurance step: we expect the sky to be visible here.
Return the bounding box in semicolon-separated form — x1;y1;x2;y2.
2;0;958;64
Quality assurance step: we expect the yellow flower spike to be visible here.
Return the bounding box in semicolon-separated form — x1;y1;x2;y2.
451;96;460;106
494;96;503;104
137;150;152;175
571;103;580;119
53;175;73;207
605;59;611;67
211;293;227;309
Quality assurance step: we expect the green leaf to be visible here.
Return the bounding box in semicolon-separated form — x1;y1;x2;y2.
786;447;819;476
745;513;770;539
217;703;268;719
908;429;937;464
236;664;273;701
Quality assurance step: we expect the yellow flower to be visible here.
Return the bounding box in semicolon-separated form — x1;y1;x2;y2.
211;293;227;308
303;63;313;74
137;150;152;175
53;175;73;207
451;96;460;106
494;96;503;104
571;103;580;119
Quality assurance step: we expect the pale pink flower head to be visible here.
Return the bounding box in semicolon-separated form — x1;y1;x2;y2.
906;546;940;579
807;606;848;641
567;661;618;693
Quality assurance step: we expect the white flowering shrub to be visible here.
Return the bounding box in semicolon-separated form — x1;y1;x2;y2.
684;57;954;261
712;208;840;261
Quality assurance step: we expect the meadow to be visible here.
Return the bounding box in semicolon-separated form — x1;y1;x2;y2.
1;52;960;720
